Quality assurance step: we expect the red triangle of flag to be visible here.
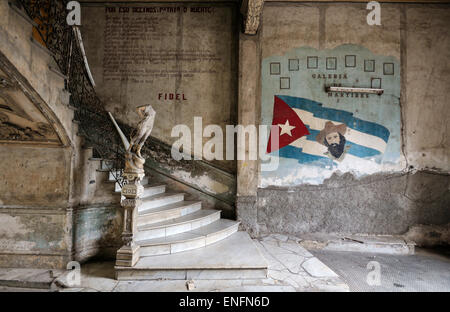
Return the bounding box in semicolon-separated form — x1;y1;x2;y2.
267;96;310;153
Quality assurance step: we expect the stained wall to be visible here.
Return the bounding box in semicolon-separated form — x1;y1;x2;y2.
237;2;450;237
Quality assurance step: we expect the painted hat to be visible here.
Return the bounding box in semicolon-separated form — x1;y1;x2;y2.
315;121;347;146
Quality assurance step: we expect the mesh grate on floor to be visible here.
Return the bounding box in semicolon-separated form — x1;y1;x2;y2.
310;248;450;292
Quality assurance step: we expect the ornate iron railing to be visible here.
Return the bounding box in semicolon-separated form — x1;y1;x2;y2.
15;0;237;208
17;0;126;185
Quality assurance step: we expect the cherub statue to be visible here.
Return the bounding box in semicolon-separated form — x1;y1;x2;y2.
108;105;156;174
130;105;156;156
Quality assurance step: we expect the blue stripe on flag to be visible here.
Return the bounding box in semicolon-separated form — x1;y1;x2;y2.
277;95;391;142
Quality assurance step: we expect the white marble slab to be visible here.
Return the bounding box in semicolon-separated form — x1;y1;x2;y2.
116;232;268;280
129;232;268;270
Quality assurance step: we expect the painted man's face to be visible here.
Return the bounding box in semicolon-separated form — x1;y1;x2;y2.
324;132;347;159
325;132;340;146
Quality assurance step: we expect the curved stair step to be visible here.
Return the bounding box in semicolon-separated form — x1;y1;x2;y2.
115;232;268;281
139;193;185;212
141;184;166;198
108;177;150;192
137;219;240;257
136;209;221;241
112;183;165;197
137;201;202;226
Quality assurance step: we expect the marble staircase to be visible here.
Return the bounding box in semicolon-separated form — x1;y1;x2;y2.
2;1;268;277
97;160;267;280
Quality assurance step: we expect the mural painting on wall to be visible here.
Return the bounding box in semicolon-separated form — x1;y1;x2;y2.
261;44;401;186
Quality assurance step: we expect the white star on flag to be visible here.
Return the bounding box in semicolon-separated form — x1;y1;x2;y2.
278;120;296;136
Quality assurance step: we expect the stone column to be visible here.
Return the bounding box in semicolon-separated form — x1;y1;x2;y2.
236;34;260;237
115;171;144;267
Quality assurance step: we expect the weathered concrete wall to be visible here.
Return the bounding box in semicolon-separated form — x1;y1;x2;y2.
0;1;74;139
0;1;237;268
1;0;449;270
237;3;450;238
404;7;450;171
0;145;73;268
260;2;403;185
72;205;122;262
0;146;71;206
80;3;239;210
257;171;449;236
81;3;238;173
0;2;123;268
0;210;71;269
0;2;75;268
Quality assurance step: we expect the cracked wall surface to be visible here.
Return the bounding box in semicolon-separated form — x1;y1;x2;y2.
237;3;450;240
0;2;119;268
1;1;449;272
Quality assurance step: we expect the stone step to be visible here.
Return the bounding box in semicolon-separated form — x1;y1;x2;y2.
113;183;165;197
113;182;121;193
136;209;221;241
96;168;123;179
107;177;149;192
137;219;240;257
0;268;57;289
138;193;185;213
137;201;202;227
115;231;268;280
141;184;166;198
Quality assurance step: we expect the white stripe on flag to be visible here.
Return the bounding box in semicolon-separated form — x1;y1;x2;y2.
293;108;387;154
290;137;327;157
289;138;381;165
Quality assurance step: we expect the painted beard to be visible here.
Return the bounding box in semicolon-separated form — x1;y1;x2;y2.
325;134;347;159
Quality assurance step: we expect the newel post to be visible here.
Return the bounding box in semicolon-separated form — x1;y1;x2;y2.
115;170;144;267
111;105;156;267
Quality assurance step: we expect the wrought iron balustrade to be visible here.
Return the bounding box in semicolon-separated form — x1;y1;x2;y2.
17;0;126;186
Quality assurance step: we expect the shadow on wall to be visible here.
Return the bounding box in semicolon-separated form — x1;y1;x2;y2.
72;205;123;263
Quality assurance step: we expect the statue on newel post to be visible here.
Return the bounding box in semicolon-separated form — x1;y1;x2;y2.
108;105;156;267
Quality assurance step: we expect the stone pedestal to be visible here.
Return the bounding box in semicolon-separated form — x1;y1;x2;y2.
115;170;145;267
116;244;140;267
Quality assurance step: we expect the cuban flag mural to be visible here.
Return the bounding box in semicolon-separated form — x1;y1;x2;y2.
260;44;402;186
266;95;391;167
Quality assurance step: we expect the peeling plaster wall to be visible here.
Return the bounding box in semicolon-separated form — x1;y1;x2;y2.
0;0;449;271
0;1;133;268
0;1;76;268
70;149;123;263
0;145;73;268
0;1;74;138
257;171;449;236
81;2;239;174
79;2;240;213
237;3;450;239
72;205;123;262
404;7;450;171
0;146;71;206
1;1;240;268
